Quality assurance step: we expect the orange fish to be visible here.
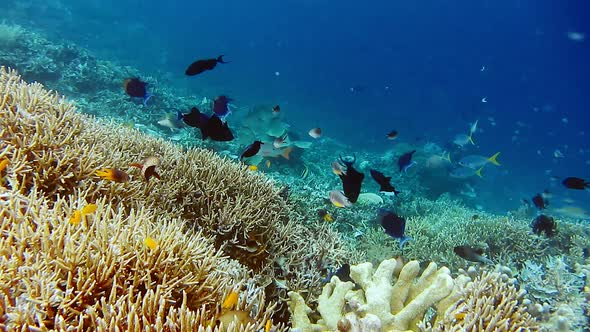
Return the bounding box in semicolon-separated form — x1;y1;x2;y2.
308;127;322;139
0;158;8;173
129;156;161;182
0;158;8;186
96;168;130;183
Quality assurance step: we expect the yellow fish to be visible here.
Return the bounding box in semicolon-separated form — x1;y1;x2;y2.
144;237;158;250
222;291;239;309
265;319;272;332
69;203;98;225
247;165;258;171
81;203;98;215
323;213;333;222
69;210;82;225
0;158;8;173
0;158;8;187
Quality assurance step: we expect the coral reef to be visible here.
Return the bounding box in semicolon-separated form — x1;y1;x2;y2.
0;67;347;328
288;258;539;331
425;270;539;331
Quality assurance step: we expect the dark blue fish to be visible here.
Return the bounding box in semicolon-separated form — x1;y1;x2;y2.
337;154;364;203
531;214;557;237
453;246;493;265
369;169;400;196
185;55;229;76
377;209;411;249
213;95;232;121
177;107;233;141
532;193;547;210
562;177;590;190
398;150;416;173
178;107;209;128
202;115;234;141
123;77;153;106
240;141;263;160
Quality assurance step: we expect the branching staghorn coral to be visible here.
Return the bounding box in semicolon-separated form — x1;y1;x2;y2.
0;187;281;331
356;195;551;271
424;270;540;331
0;66;350;327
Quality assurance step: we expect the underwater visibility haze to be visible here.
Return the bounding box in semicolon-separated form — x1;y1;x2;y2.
1;0;590;331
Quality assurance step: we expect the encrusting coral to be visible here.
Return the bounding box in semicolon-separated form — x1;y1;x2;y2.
288;258;540;332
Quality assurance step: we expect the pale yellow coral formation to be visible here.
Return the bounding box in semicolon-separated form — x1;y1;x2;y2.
289;258;461;331
0;67;296;330
0;65;349;308
288;258;539;332
427;270;539;331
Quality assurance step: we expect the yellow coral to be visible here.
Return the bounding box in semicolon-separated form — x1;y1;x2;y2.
0;67;285;331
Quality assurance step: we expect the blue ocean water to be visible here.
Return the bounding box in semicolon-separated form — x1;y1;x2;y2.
4;0;590;214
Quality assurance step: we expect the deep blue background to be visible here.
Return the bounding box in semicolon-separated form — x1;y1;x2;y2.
4;0;590;213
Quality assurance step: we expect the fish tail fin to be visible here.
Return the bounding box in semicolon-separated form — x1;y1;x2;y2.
487;152;501;166
442;151;451;163
468;133;475;145
143;93;153;106
217;55;229;63
281;147;293;160
475;167;484;178
399;236;412;249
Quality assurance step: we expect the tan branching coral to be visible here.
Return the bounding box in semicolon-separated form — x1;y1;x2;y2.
288;258;540;332
288;258;467;332
0;67;300;329
0;65;348;290
427;271;540;331
0;186;282;330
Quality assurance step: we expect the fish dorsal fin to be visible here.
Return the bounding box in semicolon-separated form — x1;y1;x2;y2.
281;147;293;160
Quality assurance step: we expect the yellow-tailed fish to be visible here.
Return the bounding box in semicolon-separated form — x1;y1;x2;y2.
247;165;258;171
265;319;272;332
265;160;271;168
329;190;352;208
323;213;334;222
